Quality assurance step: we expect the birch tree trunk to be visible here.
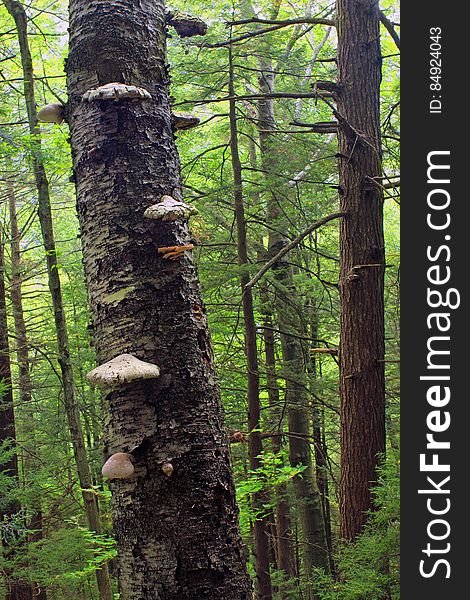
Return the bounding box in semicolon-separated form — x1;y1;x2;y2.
336;0;386;540
66;1;251;598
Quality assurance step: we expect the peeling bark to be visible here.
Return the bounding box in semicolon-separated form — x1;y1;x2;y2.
66;1;251;598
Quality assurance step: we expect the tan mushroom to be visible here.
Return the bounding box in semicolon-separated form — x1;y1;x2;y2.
102;453;135;479
86;353;160;388
83;82;151;102
166;12;208;38
161;462;174;477
172;112;200;130
37;103;64;124
144;195;198;221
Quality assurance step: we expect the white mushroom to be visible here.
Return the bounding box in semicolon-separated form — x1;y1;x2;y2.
83;82;151;102
86;353;160;388
144;195;198;221
37;103;64;124
102;453;134;479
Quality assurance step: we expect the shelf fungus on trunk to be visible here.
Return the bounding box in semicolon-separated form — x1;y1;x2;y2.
229;430;246;444
157;244;194;260
166;11;208;38
102;452;135;479
172;112;200;131
144;195;198;221
82;82;152;102
86;353;160;387
37;103;64;124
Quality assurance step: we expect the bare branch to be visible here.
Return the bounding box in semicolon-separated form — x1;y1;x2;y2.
380;11;400;50
226;16;335;27
244;211;348;290
174;91;334;108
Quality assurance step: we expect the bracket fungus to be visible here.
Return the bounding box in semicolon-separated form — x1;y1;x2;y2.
82;82;151;102
157;244;194;260
144;195;198;221
161;462;174;477
166;12;208;38
172;112;200;131
102;453;135;479
229;430;246;444
86;353;160;388
37;103;64;124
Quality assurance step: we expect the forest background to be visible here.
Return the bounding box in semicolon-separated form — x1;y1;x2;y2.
0;1;400;598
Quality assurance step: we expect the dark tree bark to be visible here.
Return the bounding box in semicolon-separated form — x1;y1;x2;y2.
228;47;273;600
0;224;33;600
2;2;113;597
66;1;251;598
336;0;386;540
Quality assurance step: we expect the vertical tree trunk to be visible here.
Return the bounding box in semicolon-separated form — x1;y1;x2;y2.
335;0;386;540
8;183;32;421
307;310;334;572
8;182;47;600
259;299;297;594
256;55;329;590
228;47;273;600
66;1;251;598
1;2;113;597
0;222;33;600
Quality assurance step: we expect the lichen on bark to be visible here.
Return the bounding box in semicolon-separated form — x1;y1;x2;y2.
66;1;251;598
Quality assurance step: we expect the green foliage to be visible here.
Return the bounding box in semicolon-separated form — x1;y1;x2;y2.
1;0;400;596
236;449;307;531
2;525;116;596
313;454;400;600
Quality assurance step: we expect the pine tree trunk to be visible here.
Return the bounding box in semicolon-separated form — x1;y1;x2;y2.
256;56;329;589
8;183;32;418
8;182;47;599
228;47;273;600
260;304;297;596
66;1;252;598
0;222;33;600
1;2;113;597
307;310;334;572
336;0;386;541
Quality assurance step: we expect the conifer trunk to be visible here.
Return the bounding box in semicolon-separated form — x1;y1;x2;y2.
0;220;33;600
8;182;47;600
228;47;273;600
336;0;386;540
260;301;297;596
256;56;329;589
